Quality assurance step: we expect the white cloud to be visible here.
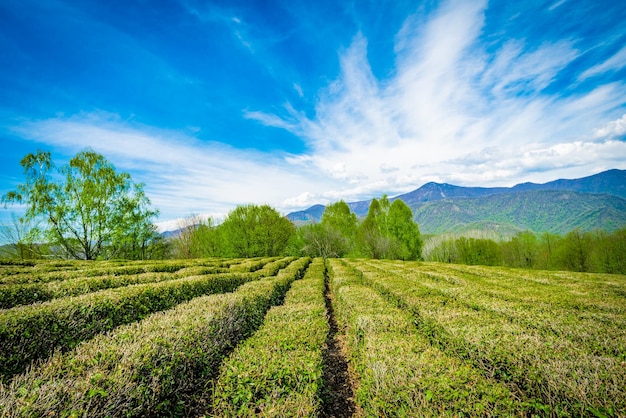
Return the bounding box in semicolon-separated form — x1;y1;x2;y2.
293;83;304;98
548;0;567;11
594;114;626;138
281;192;318;208
10;0;626;224
578;45;626;81
249;0;626;190
11;112;339;223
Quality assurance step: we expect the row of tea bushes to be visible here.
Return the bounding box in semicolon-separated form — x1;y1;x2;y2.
0;261;196;285
0;258;294;309
328;260;523;416
411;262;626;358
350;260;626;416
0;257;312;417
0;271;183;309
210;257;328;416
0;258;293;379
0;258;256;286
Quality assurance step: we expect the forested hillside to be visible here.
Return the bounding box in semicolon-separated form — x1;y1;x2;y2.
288;169;626;234
414;190;626;234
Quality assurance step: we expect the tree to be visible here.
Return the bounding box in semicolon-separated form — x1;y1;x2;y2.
320;200;357;256
357;196;423;260
501;231;538;268
172;215;200;259
219;204;295;257
2;149;159;260
357;197;390;259
191;217;222;258
556;229;592;272
589;228;626;274
297;223;346;258
387;199;423;260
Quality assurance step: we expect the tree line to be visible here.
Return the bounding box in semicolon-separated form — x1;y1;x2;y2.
2;150;422;262
424;229;626;274
170;196;423;261
2;149;624;274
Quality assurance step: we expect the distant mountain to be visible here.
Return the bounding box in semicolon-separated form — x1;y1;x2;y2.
510;169;626;197
391;182;509;208
392;168;626;206
286;204;326;225
286;169;626;234
414;190;626;235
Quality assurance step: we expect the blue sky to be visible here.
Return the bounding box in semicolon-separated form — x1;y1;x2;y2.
1;0;625;231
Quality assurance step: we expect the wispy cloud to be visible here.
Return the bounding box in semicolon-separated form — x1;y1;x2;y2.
249;0;626;191
4;0;626;226
10;112;338;223
578;45;626;81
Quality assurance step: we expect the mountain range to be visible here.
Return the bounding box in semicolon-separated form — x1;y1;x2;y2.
286;169;626;235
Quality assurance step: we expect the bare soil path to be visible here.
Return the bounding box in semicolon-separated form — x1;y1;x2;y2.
321;268;356;418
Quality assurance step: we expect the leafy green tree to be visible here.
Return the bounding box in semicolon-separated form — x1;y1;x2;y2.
320;200;357;256
220;204;295;257
357;196;422;260
501;231;538;268
2;149;158;260
456;237;501;266
589;228;626;274
387;199;423;260
556;229;592;272
191;217;222;258
297;223;346;258
357;198;390;259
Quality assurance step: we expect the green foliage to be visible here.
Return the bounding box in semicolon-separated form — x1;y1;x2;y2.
190;219;223;257
0;261;228;308
357;196;423;260
0;258;311;417
413;190;626;235
0;256;623;416
0;260;288;379
388;199;423;260
220;204;296;257
211;258;327;416
2;149;159;260
455;237;502;266
500;230;538;268
357;197;387;258
328;260;522;416
292;200;359;258
296;223;347;258
320;200;357;256
426;227;626;274
348;259;626;415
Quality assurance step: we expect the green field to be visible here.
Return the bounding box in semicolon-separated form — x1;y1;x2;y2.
0;258;624;417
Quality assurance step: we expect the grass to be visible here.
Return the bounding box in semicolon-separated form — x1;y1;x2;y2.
0;256;623;417
209;257;327;417
0;257;311;417
348;259;626;416
0;257;294;380
328;259;524;417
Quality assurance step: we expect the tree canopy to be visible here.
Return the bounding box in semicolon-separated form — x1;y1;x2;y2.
2;149;159;260
219;204;295;257
357;196;423;260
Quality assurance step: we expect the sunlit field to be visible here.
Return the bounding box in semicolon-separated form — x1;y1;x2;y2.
1;258;624;417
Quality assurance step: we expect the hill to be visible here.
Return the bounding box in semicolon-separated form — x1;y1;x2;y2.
286;169;626;233
414;190;626;234
285;204;326;225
